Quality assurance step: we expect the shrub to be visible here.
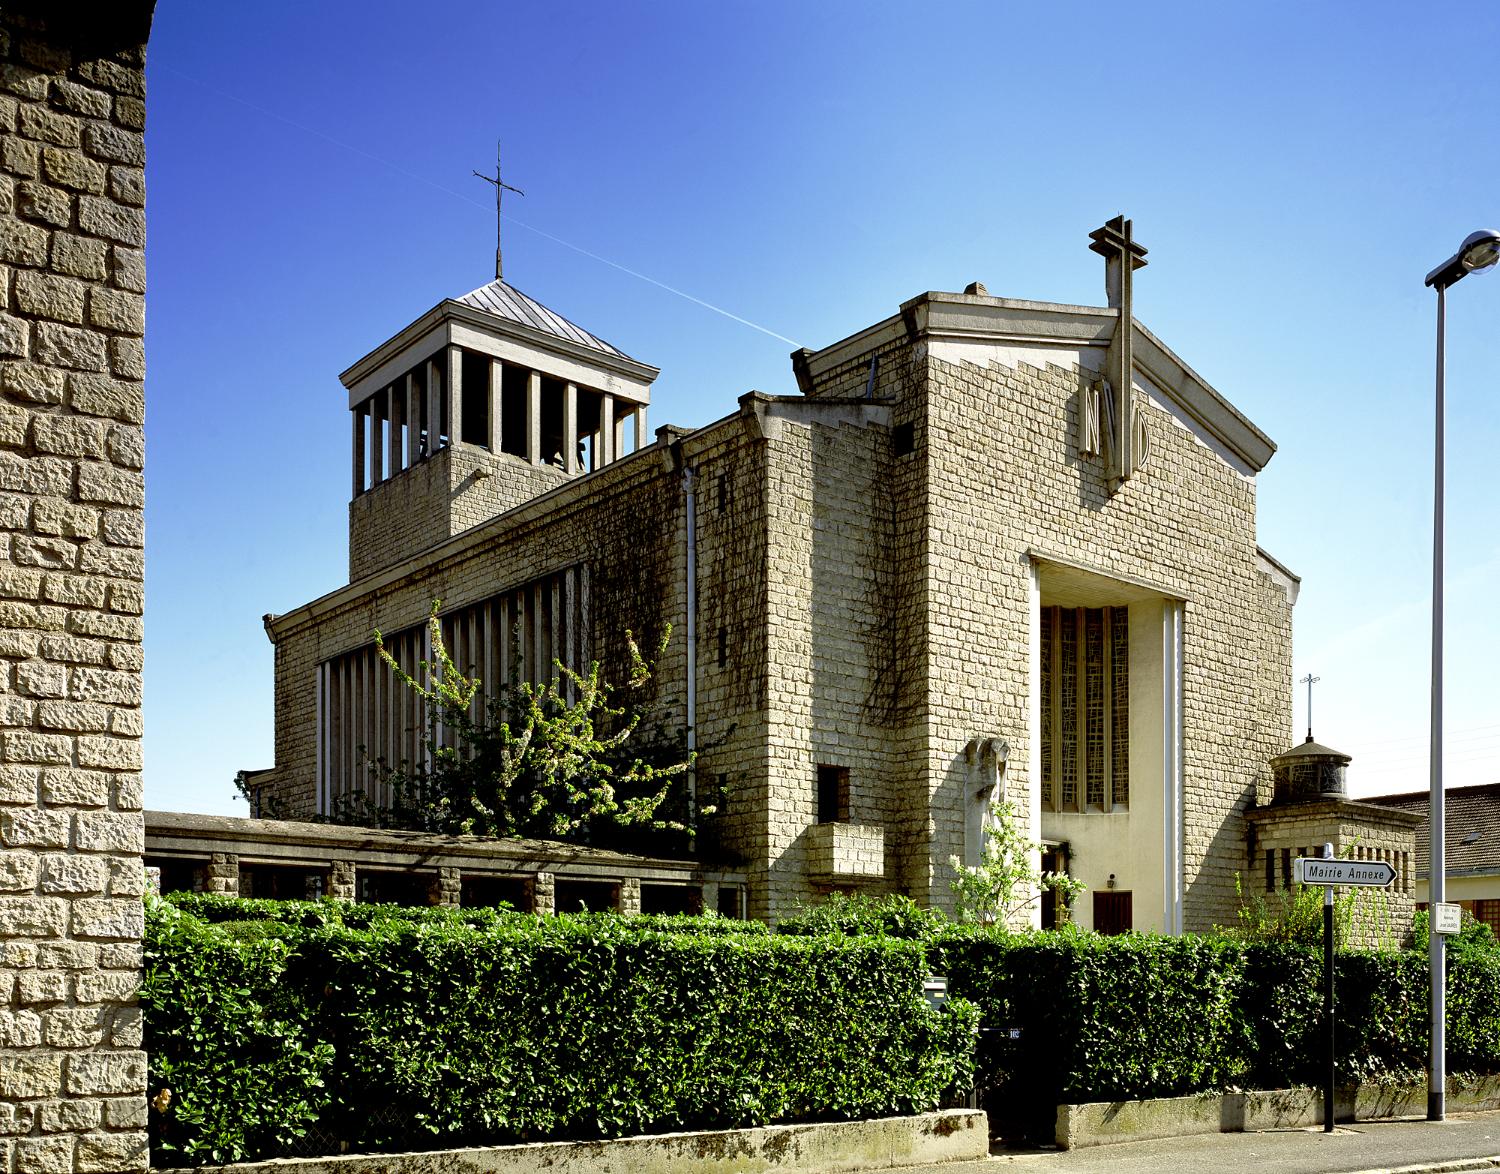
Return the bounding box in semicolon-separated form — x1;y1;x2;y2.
144;897;975;1165
777;892;948;941
925;928;1253;1134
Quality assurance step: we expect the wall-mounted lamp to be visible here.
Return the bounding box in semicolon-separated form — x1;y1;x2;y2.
1107;873;1117;890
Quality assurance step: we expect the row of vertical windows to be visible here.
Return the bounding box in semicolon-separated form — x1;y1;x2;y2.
1040;606;1129;813
315;566;590;815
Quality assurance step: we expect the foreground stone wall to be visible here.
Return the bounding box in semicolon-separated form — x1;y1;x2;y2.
0;4;152;1170
198;1110;989;1174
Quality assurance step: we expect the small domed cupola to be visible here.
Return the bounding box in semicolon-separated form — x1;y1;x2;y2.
1270;735;1351;804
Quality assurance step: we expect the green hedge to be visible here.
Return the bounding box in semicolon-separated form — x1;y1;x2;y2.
780;901;1500;1139
930;930;1500;1136
926;928;1254;1130
142;898;975;1166
164;891;770;936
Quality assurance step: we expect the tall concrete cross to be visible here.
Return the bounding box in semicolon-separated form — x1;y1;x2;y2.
473;140;525;282
1088;215;1148;489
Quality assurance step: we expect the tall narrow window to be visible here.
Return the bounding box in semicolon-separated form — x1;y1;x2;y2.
1039;605;1129;812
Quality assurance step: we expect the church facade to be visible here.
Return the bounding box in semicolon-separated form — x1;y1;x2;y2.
254;221;1298;928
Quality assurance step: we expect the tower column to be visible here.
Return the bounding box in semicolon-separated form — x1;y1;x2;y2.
527;369;542;465
635;405;649;451
489;359;504;454
352;401;366;496
564;382;578;474
405;372;420;460
371;395;386;483
387;383;401;476
601;393;615;465
446;345;463;448
426;357;442;453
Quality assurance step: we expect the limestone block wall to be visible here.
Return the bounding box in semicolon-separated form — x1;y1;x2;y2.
348;443;572;581
916;344;1293;925
1246;801;1420;948
679;416;770;898
753;408;901;920
0;4;151;1171
790;337;930;904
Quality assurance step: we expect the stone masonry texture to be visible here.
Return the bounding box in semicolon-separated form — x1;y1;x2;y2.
0;4;153;1172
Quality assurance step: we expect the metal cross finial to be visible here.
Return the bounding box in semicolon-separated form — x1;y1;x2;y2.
1300;673;1321;742
473;140;524;282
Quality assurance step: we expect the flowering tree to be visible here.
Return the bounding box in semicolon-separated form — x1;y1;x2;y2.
366;604;702;845
948;799;1084;927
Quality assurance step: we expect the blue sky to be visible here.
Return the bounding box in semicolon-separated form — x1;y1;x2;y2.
144;1;1500;814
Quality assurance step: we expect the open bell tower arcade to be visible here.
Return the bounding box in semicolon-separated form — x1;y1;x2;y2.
343;280;659;580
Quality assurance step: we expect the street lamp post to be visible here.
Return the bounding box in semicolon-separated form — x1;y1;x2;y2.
1421;228;1500;1122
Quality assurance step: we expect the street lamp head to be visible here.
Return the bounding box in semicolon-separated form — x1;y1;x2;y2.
1426;228;1500;289
1460;230;1500;274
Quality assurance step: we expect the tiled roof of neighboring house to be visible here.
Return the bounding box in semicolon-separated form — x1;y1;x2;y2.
1364;783;1500;879
455;279;631;360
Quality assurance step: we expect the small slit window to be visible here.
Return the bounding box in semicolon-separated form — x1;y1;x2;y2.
816;765;849;824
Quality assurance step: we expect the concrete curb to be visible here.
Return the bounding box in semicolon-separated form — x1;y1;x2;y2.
178;1110;989;1174
1056;1077;1500;1149
1349;1160;1500;1174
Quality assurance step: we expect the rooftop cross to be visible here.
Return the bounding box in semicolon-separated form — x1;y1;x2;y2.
1087;214;1148;311
1300;672;1321;742
473;140;525;282
1087;215;1149;490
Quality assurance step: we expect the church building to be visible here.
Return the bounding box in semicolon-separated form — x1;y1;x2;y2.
253;218;1301;928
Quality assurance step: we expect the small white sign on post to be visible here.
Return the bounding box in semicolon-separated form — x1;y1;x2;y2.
1433;903;1463;936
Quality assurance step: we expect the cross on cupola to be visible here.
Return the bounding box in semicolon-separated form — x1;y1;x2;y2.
473;140;525;282
1087;215;1149;490
1299;673;1321;743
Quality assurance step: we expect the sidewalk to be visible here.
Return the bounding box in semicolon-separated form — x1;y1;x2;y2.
898;1109;1500;1174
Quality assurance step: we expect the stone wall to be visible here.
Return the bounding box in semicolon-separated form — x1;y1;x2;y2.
1245;799;1420;949
751;398;902;919
348;443;572;582
913;342;1292;925
0;3;152;1171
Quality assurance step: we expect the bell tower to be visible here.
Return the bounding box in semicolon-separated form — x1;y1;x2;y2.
339;279;658;581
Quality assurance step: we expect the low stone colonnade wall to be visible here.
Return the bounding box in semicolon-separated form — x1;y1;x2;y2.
143;810;748;917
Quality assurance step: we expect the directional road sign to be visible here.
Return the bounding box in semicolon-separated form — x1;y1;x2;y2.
1294;857;1396;888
